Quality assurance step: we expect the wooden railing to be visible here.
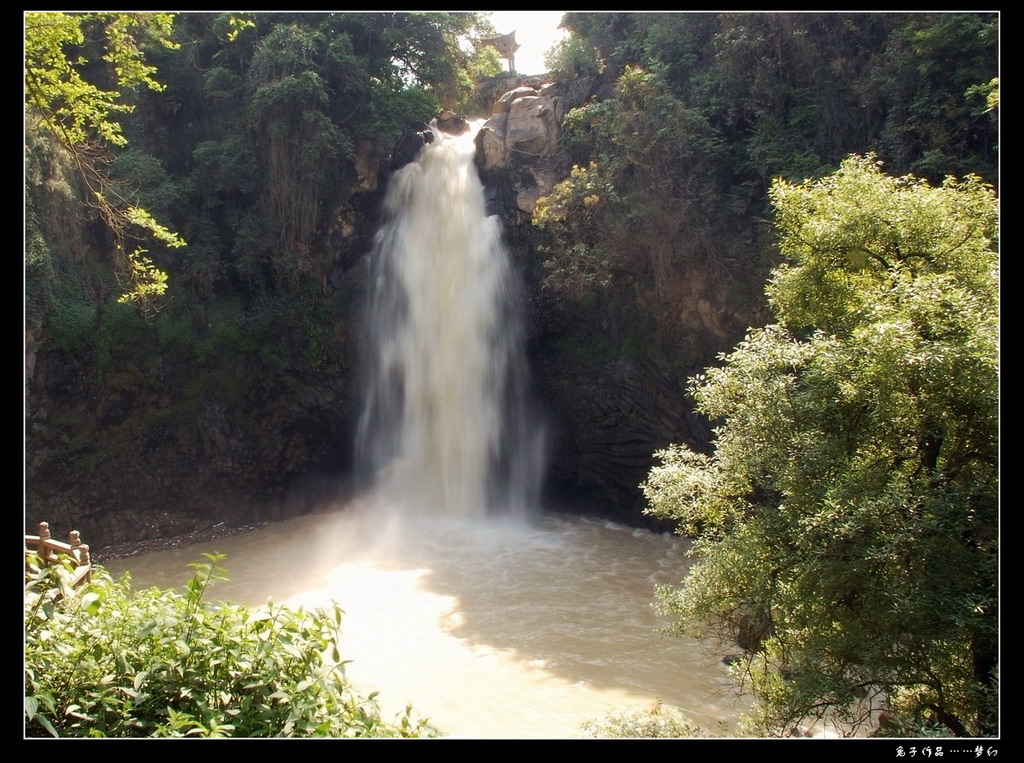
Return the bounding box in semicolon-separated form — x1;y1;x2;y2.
25;522;92;588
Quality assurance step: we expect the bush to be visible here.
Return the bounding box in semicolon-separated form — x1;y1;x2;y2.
579;703;708;738
24;554;433;738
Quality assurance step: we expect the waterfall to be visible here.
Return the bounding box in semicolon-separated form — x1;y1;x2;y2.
355;127;543;518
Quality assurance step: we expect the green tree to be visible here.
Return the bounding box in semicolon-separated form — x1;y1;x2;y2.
643;156;998;737
539;12;998;308
177;12;490;296
533;66;735;300
24;11;185;308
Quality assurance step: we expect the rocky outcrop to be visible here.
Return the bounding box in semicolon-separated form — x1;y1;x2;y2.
25;79;762;551
352;139;381;193
24;336;356;548
540;355;713;521
475;83;568;214
389;121;435;174
435;111;470;136
473;89;759;521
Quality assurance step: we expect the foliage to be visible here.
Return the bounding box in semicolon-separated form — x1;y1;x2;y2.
24;12;177;148
174;12;491;296
360;84;439;144
24;553;433;738
244;22;354;282
579;703;709;738
329;12;489;112
47;280;98;352
115;248;169;309
982;77;999;111
533;63;748;320
24;11;185;307
466;39;504;83
643;156;998;737
109;150;181;222
530;11;997;529
543;33;605;82
557;12;997;183
532;161;617;296
24;12;518;538
538;13;998;311
876;14;1000;180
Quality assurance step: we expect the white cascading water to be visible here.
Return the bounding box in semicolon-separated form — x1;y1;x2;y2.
105;124;749;738
356;126;542;518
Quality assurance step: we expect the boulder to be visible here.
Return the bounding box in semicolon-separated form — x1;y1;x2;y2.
475;83;567;214
436;112;471;136
493;86;539;114
391;121;435;172
506;96;556;155
476;113;508;170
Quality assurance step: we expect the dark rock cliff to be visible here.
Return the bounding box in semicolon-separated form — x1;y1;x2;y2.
25;82;763;545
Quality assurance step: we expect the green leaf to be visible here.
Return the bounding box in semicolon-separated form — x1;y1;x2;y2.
644;155;998;738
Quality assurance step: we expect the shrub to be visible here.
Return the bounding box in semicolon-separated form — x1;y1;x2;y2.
24;553;433;738
579;703;709;738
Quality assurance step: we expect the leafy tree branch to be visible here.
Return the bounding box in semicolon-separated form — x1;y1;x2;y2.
25;11;185;309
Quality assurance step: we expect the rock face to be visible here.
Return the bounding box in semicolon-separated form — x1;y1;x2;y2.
389;121;435;174
538;353;714;522
435;112;470;136
24;83;764;551
25;339;356;548
475;83;568;214
475;83;760;524
505;96;555;154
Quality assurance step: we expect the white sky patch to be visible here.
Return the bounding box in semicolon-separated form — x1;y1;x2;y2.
484;11;569;75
